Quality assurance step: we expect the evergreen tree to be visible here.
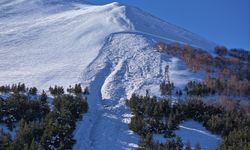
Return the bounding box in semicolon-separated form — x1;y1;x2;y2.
194;143;201;150
40;90;47;103
29;138;39;150
29;87;37;95
74;84;82;95
167;111;176;130
129;115;144;134
83;87;90;95
185;141;191;150
0;129;11;149
139;133;154;149
67;85;74;94
176;136;184;150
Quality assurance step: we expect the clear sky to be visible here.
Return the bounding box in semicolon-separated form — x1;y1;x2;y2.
88;0;250;50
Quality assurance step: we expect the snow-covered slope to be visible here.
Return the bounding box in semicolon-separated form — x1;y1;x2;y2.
0;0;215;89
0;0;134;89
0;0;217;149
73;33;207;149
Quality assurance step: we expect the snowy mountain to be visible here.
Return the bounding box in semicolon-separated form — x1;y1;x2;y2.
0;0;218;149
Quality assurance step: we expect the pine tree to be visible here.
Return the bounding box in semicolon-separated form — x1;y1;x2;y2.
167;112;175;130
83;87;89;95
139;133;154;149
29;87;37;95
165;139;176;149
176;136;184;150
0;129;11;149
15;122;33;148
67;85;74;94
40;90;47;103
129;115;144;134
185;141;191;150
74;84;82;95
29;138;38;150
194;143;201;150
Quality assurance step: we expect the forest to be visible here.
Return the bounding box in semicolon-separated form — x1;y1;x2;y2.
0;83;88;150
127;94;250;150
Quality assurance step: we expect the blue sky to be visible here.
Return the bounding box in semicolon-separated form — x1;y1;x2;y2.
88;0;250;50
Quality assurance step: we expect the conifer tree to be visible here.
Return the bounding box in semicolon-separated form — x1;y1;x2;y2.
83;87;89;95
0;129;11;149
40;90;47;103
29;87;37;95
74;84;82;95
185;141;191;150
194;143;201;150
176;136;184;150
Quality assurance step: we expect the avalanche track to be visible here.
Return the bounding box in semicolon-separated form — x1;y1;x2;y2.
0;0;217;149
73;33;207;149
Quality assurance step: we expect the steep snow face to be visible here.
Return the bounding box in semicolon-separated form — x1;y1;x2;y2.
0;0;133;89
126;7;216;51
0;0;215;89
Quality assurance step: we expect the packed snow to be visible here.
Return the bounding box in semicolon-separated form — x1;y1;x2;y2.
176;120;221;150
153;120;221;150
0;0;218;149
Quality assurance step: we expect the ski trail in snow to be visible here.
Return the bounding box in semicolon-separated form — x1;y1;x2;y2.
179;125;220;140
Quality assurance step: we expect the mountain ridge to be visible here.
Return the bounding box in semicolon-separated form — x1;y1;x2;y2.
0;1;219;149
1;0;216;50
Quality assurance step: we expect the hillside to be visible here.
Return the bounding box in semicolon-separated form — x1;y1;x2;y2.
0;0;216;89
0;0;219;149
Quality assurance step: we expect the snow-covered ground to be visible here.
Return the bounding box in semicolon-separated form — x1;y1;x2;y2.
0;0;218;149
0;124;16;139
153;120;221;150
176;120;221;150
